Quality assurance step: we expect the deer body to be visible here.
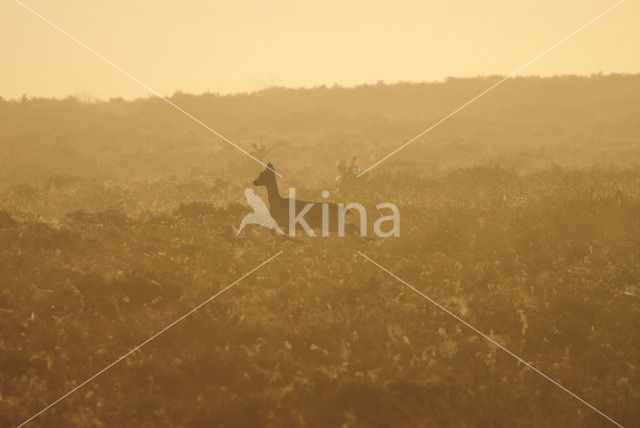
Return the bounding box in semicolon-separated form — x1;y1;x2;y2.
253;163;355;236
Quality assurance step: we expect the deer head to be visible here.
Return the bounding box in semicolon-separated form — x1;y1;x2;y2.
252;163;275;187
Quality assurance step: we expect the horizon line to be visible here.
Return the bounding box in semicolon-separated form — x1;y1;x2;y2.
3;70;639;103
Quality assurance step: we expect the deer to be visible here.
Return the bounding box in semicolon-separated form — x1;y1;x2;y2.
252;163;366;240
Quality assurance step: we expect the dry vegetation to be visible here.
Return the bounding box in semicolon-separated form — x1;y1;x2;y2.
1;74;639;427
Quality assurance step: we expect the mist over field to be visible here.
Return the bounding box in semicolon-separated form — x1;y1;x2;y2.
1;74;640;427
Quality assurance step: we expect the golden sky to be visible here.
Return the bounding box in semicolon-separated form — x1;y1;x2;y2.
1;0;638;99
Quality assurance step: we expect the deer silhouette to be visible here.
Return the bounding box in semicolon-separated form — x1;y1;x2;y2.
252;163;364;238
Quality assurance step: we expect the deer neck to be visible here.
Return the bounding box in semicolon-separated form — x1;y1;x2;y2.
265;175;283;208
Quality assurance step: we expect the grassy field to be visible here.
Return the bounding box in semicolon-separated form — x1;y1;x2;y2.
1;74;639;427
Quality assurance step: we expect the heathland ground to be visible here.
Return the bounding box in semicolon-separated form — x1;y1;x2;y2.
1;74;639;427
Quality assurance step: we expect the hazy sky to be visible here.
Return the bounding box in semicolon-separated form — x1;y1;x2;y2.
1;0;638;99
